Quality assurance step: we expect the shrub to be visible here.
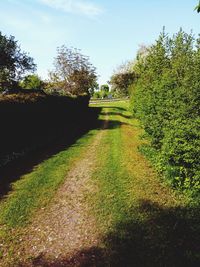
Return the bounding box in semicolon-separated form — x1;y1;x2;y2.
130;29;200;192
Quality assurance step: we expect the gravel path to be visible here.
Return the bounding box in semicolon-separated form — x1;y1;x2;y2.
18;119;109;266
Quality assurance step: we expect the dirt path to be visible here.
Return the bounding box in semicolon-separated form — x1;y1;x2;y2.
18;119;108;266
2;102;198;267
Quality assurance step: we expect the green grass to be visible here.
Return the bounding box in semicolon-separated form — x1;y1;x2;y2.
0;127;99;265
88;101;199;266
0;129;98;228
0;100;199;266
89;103;133;226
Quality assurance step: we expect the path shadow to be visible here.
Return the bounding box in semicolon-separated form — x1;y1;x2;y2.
98;118;130;130
0;107;102;199
0;107;129;199
101;106;127;112
101;111;132;119
23;199;200;267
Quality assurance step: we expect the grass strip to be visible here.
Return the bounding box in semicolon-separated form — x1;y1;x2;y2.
89;101;199;266
0;129;98;228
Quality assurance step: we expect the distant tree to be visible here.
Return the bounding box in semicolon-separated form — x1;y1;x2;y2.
100;90;108;98
91;84;109;99
89;81;99;96
110;71;135;96
100;84;109;92
49;45;97;95
93;91;101;98
0;32;36;90
20;74;43;90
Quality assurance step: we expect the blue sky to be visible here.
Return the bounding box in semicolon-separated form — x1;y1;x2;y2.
0;0;199;84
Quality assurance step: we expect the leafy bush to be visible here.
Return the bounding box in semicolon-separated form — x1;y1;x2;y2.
20;74;44;90
92;89;108;99
130;29;200;192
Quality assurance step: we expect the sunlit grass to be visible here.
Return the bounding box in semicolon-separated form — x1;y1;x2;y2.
88;101;198;266
0;129;98;228
0;100;199;266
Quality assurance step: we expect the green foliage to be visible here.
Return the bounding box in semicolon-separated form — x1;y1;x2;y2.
0;32;36;90
93;90;108;99
110;72;135;96
20;74;44;90
131;29;200;192
92;91;101;98
92;85;109;99
0;129;96;227
100;84;109;92
88;81;99;96
89;102;198;266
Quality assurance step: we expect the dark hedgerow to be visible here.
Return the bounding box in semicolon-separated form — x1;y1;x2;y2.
0;92;90;167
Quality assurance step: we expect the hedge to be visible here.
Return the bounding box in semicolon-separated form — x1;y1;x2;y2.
0;92;90;167
130;29;200;192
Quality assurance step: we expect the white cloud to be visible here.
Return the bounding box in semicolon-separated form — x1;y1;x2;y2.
39;0;103;17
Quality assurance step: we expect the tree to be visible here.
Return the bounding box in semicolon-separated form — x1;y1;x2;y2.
0;32;36;90
109;62;136;95
195;1;200;12
88;81;99;96
100;84;109;92
49;45;97;95
20;74;44;90
93;91;101;98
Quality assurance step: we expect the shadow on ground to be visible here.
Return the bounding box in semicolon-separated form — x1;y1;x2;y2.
102;106;127;112
0;107;102;198
0;106;126;199
101;111;132;119
19;199;200;267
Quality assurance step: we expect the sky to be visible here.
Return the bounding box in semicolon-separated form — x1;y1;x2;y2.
0;0;200;85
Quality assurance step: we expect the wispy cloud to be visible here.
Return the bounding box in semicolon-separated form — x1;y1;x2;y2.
39;0;103;17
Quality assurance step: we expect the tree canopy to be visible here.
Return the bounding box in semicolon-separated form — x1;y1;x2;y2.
100;84;109;92
20;74;44;90
0;32;36;90
49;46;97;95
109;62;136;96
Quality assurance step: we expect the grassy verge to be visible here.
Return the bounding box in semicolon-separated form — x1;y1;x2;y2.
88;101;199;266
89;102;133;228
0;129;99;228
0;127;99;265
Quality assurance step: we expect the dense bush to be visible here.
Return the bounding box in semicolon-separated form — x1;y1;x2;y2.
130;29;200;191
92;88;109;99
20;74;44;90
0;92;90;167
